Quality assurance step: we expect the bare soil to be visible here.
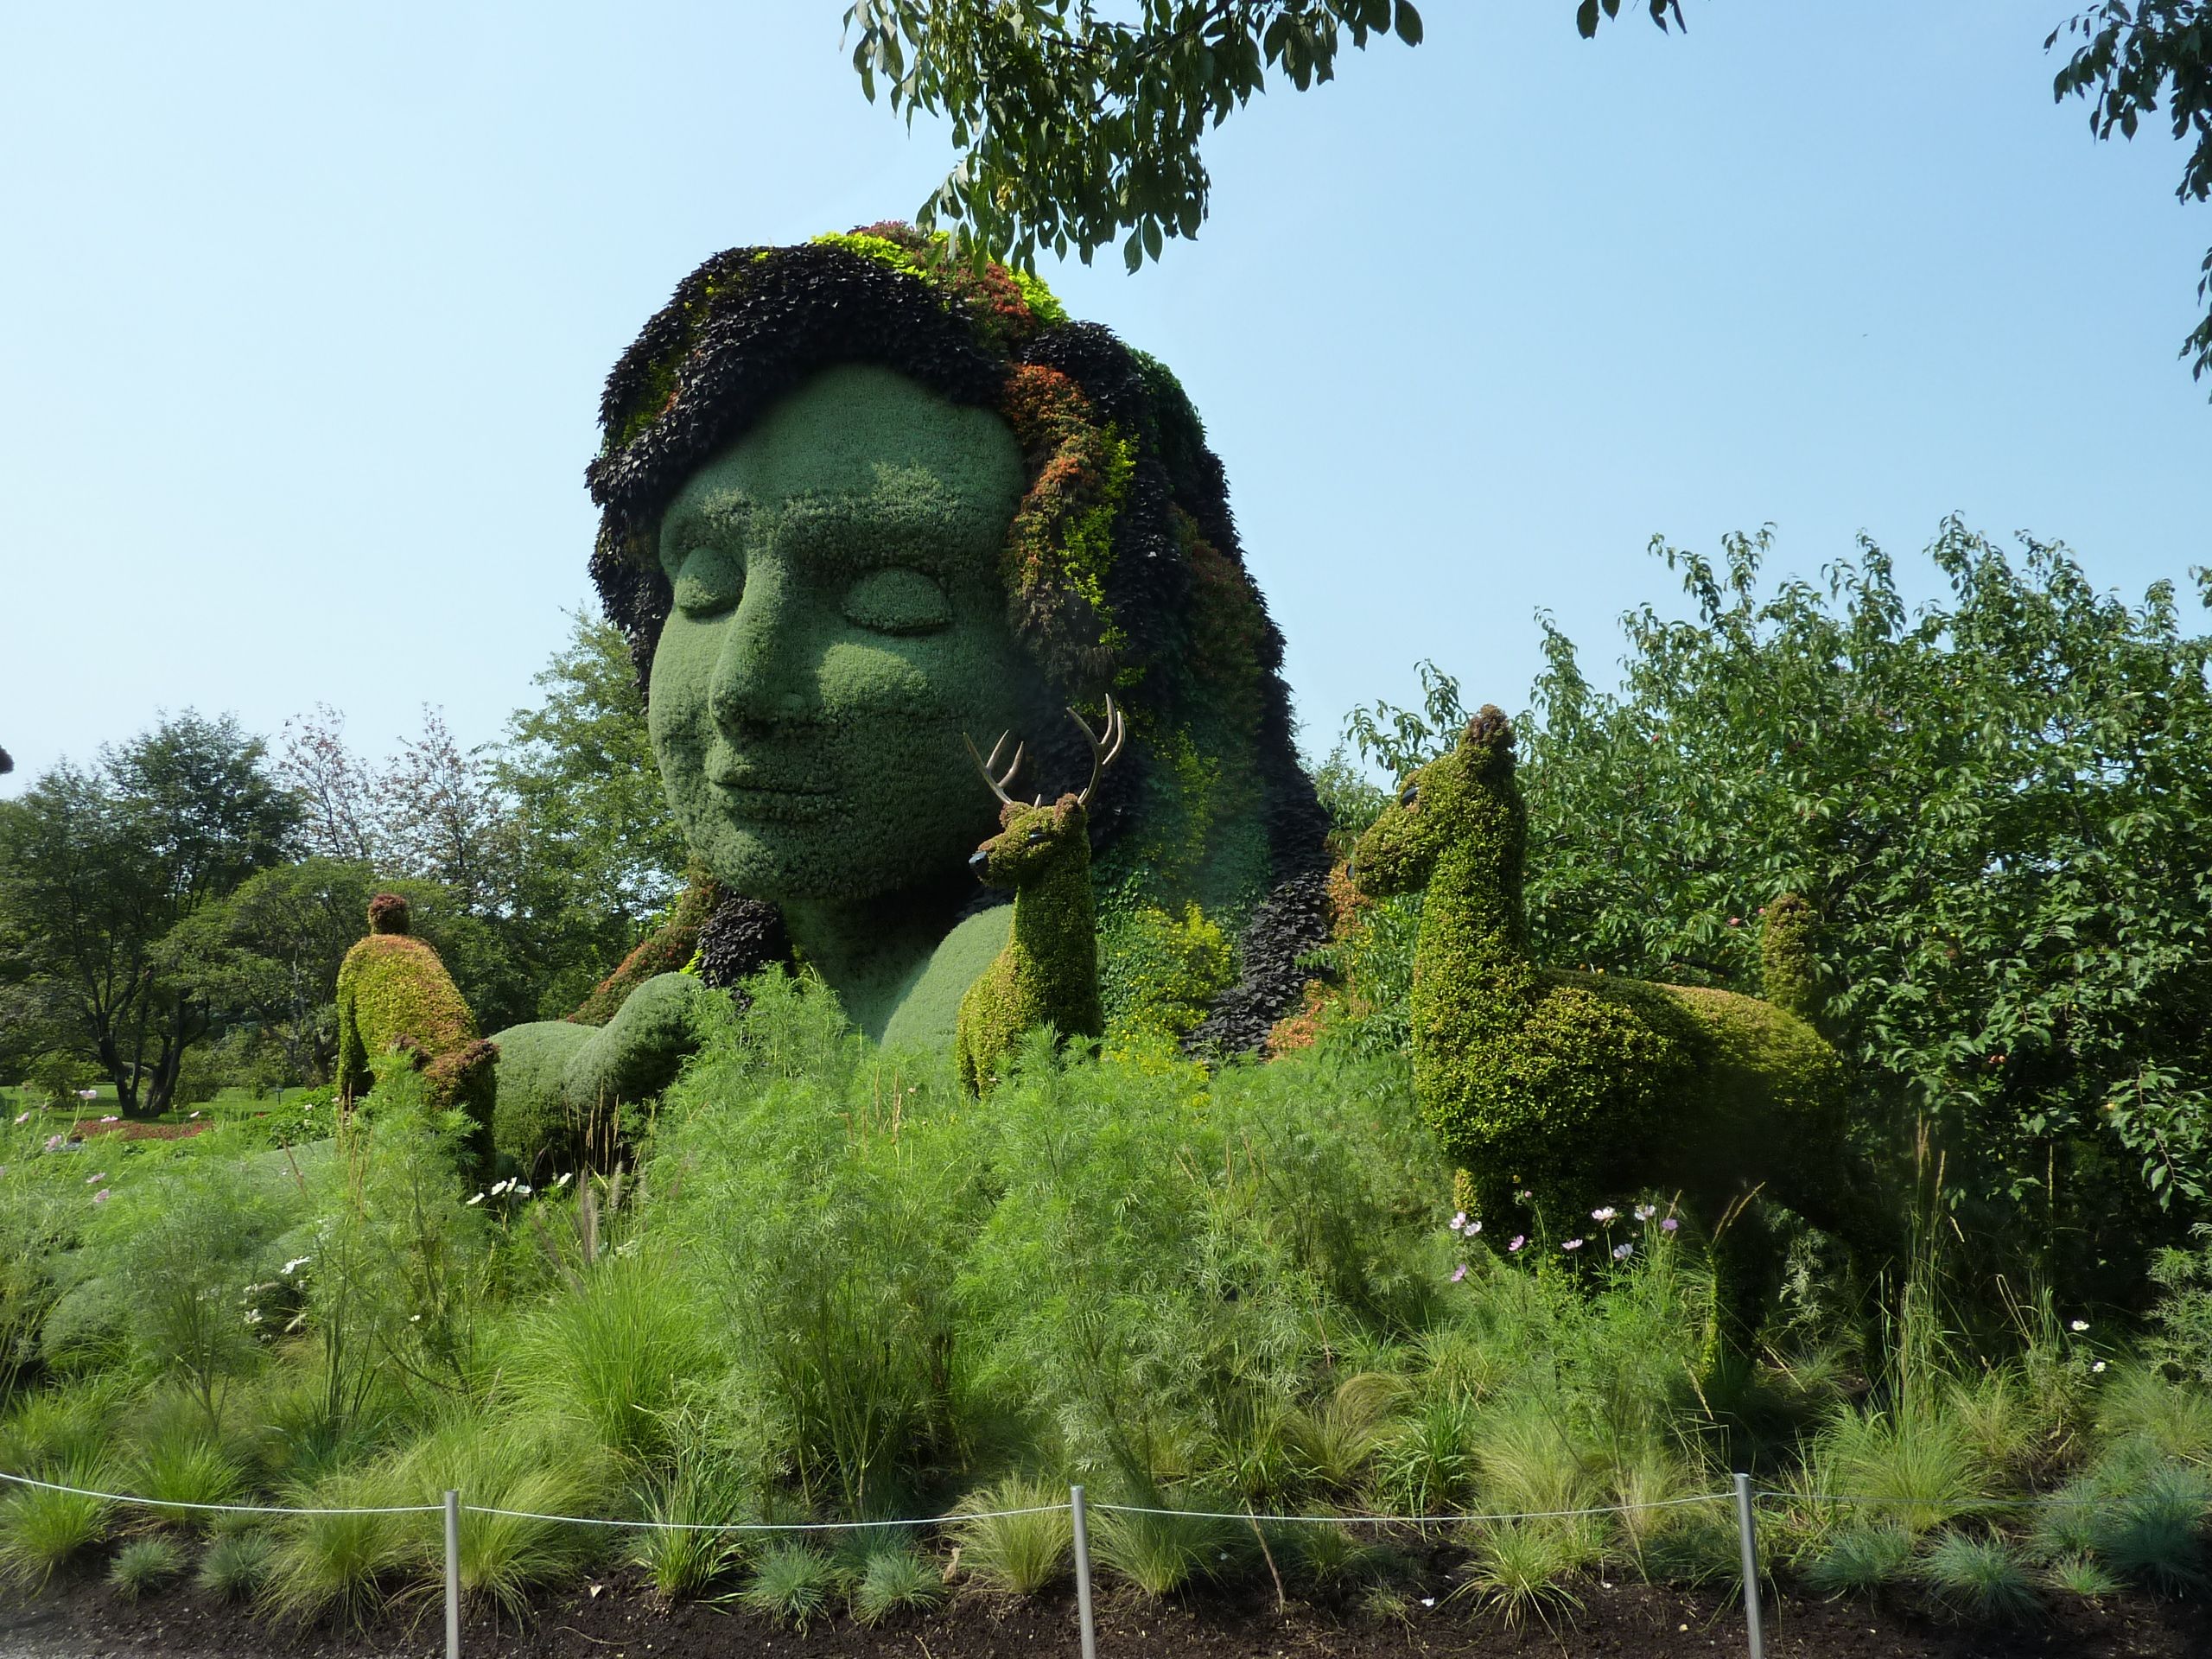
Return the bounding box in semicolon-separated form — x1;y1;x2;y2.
4;1570;2208;1659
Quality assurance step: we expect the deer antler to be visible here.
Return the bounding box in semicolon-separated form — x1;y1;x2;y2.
963;730;1026;806
1069;695;1126;807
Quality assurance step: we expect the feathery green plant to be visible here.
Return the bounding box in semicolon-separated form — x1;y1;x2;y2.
950;1475;1071;1594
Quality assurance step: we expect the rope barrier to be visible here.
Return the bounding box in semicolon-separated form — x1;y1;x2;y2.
0;1465;1744;1532
1090;1491;1735;1525
458;1501;1073;1532
0;1467;441;1516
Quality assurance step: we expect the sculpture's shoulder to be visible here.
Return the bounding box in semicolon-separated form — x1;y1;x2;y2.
882;906;1014;1052
340;933;476;1050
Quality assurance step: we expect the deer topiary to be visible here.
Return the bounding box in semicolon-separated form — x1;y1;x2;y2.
335;893;498;1173
955;698;1124;1096
1351;706;1895;1356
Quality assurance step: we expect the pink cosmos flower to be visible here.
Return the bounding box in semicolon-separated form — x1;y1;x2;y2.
1592;1206;1618;1224
1508;1235;1526;1253
92;1189;111;1204
1449;1211;1467;1232
1661;1217;1680;1233
1562;1238;1585;1252
1450;1264;1468;1284
1634;1204;1657;1222
1612;1243;1634;1262
11;1111;28;1125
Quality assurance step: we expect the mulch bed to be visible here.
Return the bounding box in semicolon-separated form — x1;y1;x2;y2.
61;1119;213;1142
5;1570;2208;1659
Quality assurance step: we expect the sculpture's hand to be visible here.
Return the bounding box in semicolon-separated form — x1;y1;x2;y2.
563;972;720;1111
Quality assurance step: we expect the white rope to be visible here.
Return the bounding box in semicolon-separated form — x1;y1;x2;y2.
459;1502;1073;1533
0;1468;440;1516
1089;1491;1735;1525
1759;1490;2044;1510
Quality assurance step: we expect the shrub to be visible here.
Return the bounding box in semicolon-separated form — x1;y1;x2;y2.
626;1453;754;1600
257;1469;414;1626
850;1542;946;1624
950;1475;1071;1594
1449;1518;1596;1624
1916;1531;2039;1623
196;1529;276;1600
1800;1400;1988;1537
128;1427;247;1528
106;1536;186;1601
741;1541;843;1630
0;1464;111;1587
1090;1502;1243;1598
505;1250;713;1465
1801;1524;1913;1598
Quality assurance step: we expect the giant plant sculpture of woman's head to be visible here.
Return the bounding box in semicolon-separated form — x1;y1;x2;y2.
587;226;1329;1053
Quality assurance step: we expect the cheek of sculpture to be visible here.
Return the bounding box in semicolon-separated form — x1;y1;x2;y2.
645;366;1037;904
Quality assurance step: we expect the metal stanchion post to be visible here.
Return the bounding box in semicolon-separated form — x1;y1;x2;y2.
1070;1484;1097;1659
444;1489;462;1659
1733;1471;1764;1659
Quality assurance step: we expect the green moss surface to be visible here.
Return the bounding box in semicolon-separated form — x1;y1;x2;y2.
334;899;495;1172
493;973;725;1177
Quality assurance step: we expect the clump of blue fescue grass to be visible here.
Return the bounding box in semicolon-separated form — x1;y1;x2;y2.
741;1541;844;1630
850;1543;945;1624
1916;1530;2039;1623
107;1536;186;1601
196;1529;276;1599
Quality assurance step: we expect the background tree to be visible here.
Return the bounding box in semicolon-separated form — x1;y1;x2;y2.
493;609;690;1018
842;0;1422;270
1344;523;2212;1295
0;713;299;1115
156;859;498;1089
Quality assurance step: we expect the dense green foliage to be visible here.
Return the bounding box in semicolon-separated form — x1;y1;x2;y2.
842;2;1422;272
1350;706;1889;1353
2;980;2208;1625
1343;524;2212;1296
0;714;301;1116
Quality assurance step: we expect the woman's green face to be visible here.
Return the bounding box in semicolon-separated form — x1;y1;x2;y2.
647;364;1038;902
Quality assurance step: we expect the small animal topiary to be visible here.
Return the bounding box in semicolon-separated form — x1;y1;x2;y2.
334;893;497;1172
1351;707;1894;1355
955;699;1123;1095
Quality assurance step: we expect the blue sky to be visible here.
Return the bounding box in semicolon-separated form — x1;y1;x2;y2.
3;1;2205;791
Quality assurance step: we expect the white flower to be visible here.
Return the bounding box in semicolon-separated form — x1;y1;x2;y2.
490;1177;513;1197
282;1256;311;1276
244;1308;264;1325
1419;1597;1434;1608
467;1192;486;1205
553;1172;574;1188
410;1313;423;1324
2092;1360;2107;1373
513;1183;531;1197
2069;1319;2090;1332
1634;1204;1657;1222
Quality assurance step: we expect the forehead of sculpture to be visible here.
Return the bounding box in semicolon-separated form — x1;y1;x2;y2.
658;364;1022;550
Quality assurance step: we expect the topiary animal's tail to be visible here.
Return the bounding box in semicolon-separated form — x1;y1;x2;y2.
1759;893;1823;1027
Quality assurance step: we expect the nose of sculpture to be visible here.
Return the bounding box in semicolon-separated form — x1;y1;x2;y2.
707;556;817;728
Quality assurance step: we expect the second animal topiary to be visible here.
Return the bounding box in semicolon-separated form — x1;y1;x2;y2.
334;893;498;1173
955;700;1123;1095
1351;708;1895;1356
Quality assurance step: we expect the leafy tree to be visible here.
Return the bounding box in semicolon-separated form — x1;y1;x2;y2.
2047;2;2212;388
842;0;1422;270
493;609;690;1017
1345;523;2212;1285
156;859;499;1088
0;714;299;1116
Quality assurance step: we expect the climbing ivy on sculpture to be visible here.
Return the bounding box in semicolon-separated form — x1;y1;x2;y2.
1351;709;1895;1357
335;893;498;1173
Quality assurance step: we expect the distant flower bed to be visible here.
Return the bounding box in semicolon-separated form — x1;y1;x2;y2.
64;1118;212;1142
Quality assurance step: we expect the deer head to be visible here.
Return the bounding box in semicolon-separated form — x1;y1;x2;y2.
964;696;1125;887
